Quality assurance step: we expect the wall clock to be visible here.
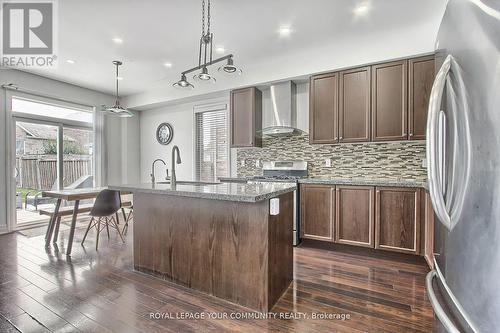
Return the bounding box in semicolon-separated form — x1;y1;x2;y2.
156;123;174;145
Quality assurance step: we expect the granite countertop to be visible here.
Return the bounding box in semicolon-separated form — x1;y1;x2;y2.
298;177;428;189
109;182;296;203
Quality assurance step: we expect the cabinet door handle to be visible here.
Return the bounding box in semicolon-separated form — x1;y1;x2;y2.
339;136;343;140
334;137;338;141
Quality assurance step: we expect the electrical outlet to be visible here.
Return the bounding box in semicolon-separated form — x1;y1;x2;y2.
255;159;261;168
325;158;332;167
240;159;245;167
422;158;427;168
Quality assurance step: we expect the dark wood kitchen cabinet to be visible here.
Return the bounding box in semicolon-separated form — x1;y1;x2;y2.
375;187;421;254
309;73;339;144
409;56;435;140
371;60;408;141
335;185;374;248
339;67;371;142
300;184;335;241
230;87;262;148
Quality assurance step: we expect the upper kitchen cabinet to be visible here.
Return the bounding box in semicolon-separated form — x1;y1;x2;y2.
339;67;371;143
335;185;374;248
408;56;435;140
309;73;339;144
300;184;335;241
230;87;262;148
375;187;421;255
371;60;408;141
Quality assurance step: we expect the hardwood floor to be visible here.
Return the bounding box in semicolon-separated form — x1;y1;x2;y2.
0;222;437;332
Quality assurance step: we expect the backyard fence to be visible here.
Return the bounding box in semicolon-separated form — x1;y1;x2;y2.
16;155;92;190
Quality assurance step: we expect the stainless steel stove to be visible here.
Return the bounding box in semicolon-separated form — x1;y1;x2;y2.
247;161;307;246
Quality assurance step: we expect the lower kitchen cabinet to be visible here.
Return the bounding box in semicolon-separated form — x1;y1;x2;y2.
300;184;335;241
335;186;374;248
375;187;421;254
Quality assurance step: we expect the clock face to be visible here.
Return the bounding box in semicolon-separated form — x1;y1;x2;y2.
156;123;173;145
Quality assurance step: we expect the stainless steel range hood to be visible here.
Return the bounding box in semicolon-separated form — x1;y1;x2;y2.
262;81;302;136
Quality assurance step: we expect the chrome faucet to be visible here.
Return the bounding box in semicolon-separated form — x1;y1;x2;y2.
171;145;182;187
151;158;167;184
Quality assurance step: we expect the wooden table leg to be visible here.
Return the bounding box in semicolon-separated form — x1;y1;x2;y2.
66;200;80;256
45;199;62;247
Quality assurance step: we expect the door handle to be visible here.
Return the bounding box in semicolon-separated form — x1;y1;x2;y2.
427;55;452;230
426;271;460;333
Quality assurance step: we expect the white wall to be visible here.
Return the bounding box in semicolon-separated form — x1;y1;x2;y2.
139;95;230;183
0;69;140;232
138;83;309;181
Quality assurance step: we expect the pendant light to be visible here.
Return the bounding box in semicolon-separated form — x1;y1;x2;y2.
103;60;133;117
173;0;242;89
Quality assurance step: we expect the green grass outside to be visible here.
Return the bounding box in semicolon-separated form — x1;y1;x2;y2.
16;187;38;203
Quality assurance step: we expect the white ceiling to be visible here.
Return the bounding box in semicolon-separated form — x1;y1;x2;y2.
24;0;447;108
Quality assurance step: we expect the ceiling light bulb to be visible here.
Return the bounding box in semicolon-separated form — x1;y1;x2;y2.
279;26;292;37
66;59;75;64
215;46;225;54
353;2;371;16
112;37;123;44
164;62;173;68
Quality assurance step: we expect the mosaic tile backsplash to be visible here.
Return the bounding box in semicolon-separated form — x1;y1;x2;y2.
236;133;427;181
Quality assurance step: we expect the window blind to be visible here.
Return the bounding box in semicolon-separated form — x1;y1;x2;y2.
195;109;229;182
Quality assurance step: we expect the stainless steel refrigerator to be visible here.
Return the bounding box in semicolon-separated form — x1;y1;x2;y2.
426;0;500;332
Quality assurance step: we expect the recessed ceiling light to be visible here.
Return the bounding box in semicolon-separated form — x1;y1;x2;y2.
353;2;371;16
164;62;173;68
278;26;292;37
116;76;124;80
112;37;123;44
66;59;75;64
215;46;225;54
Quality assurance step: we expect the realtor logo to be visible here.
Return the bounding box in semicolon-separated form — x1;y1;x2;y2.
1;0;57;68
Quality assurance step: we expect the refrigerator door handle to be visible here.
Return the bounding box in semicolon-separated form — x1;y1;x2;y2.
426;270;461;333
427;56;453;229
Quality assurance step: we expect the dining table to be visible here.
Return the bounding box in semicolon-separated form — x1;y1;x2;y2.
42;187;106;255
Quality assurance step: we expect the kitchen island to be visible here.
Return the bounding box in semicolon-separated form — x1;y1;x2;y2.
109;182;296;312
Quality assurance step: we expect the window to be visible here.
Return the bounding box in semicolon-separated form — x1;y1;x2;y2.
195;107;229;182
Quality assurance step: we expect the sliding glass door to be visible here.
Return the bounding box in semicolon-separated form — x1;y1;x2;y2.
11;95;94;228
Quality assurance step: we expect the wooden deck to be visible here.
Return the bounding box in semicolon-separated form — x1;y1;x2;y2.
0;221;438;332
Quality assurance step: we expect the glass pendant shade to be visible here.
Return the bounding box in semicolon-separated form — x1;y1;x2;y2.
218;58;242;75
193;66;216;83
102;60;134;117
173;74;195;89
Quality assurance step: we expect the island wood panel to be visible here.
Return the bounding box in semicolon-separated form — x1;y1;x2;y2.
371;60;408;141
375;187;421;254
409;55;435;140
133;192;293;312
335;185;374;248
300;184;335;241
339;66;371;142
267;191;294;308
309;73;338;144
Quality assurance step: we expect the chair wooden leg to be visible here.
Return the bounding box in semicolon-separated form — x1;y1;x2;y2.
123;210;133;235
105;217;110;239
121;208;127;223
53;216;62;243
111;216;125;243
115;212;120;225
81;217;95;245
95;218;101;251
